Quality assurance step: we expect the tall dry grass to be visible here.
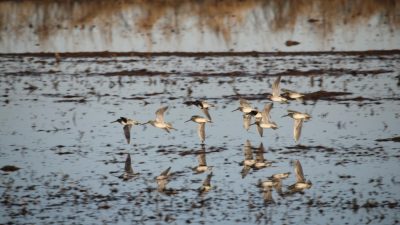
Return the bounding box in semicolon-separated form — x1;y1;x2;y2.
0;0;398;44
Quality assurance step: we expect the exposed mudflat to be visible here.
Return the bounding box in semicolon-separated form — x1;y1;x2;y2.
0;51;399;224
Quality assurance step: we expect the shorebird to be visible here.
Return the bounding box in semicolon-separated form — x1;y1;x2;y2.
252;103;278;137
233;99;260;131
268;76;288;103
156;179;168;193
288;160;312;192
258;177;283;195
156;166;171;180
268;172;290;180
156;167;172;192
111;117;141;144
282;110;311;121
293;119;304;142
242;108;262;131
254;143;272;169
119;153;138;180
253;111;264;136
185;100;214;121
185;115;211;143
241;140;255;178
243;114;252;131
143;106;176;133
247;108;262;118
283;110;310;142
281;89;305;100
199;172;213;194
232;98;254;113
192;145;212;173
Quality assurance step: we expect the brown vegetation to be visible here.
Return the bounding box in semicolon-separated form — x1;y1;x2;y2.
0;0;398;45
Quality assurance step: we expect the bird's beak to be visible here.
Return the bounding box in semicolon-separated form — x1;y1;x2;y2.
184;119;191;123
140;121;149;125
281;114;289;118
110;120;118;123
231;108;239;112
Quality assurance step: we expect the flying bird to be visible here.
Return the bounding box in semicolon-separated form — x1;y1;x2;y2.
111;117;141;144
232;98;254;113
283;110;311;121
252;103;278;137
282;110;311;142
293;119;304;142
268;172;290;180
143;106;176;133
281;88;305;100
268;76;288;103
243;114;252;131
185;100;214;121
258;178;282;195
185;115;211;143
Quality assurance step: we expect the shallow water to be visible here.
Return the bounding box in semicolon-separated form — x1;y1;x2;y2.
0;52;399;224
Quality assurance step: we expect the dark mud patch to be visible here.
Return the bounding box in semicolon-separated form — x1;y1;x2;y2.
222;90;352;101
1;165;20;172
50;145;87;156
23;83;39;92
36;127;71;133
153;144;191;156
91;69;171;76
22;67;391;79
305;197;399;211
325;96;400;105
271;68;392;77
189;71;243;77
55;151;74;155
41;94;88;103
3;71;45;77
122;96;146;100
280;145;388;162
285;40;300;47
302;90;352;101
338;174;355;179
375;136;400;142
335;96;375;101
179;146;228;156
54;98;87;103
281;145;335;154
3;50;400;58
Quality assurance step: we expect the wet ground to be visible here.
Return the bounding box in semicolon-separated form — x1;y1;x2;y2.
0;51;399;224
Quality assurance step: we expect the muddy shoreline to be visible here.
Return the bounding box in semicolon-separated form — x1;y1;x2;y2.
1;49;400;58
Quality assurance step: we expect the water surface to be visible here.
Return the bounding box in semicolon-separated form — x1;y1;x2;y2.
0;52;399;224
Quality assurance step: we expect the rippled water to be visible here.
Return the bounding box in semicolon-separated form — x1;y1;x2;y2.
0;52;399;224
